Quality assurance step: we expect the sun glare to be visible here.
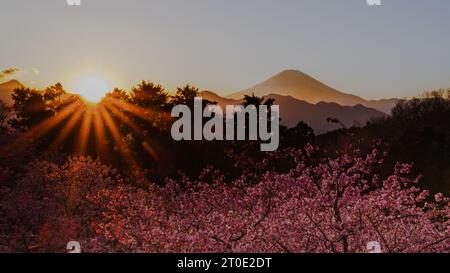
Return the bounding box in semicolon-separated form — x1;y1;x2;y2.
74;76;112;103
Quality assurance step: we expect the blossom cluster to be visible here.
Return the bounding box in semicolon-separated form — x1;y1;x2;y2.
0;145;448;253
87;146;449;253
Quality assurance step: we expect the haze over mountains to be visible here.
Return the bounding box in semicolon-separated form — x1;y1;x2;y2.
227;70;398;114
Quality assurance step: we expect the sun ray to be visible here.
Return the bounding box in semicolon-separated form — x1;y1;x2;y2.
50;104;85;150
105;96;171;124
103;100;161;162
1;91;170;173
98;104;137;168
92;106;112;161
142;141;160;162
76;106;94;154
28;98;81;139
2;97;80;154
103;102;142;137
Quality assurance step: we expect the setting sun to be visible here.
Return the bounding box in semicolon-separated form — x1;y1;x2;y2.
73;76;112;103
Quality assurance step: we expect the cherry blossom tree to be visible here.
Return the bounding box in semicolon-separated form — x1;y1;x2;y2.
86;145;449;253
0;156;119;252
1;141;448;253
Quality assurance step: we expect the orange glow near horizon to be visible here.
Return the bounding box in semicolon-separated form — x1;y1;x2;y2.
1;92;170;174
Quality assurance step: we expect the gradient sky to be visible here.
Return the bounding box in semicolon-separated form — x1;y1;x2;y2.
1;0;450;99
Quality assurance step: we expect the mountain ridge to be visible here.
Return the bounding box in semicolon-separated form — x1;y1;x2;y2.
200;90;387;134
227;70;398;114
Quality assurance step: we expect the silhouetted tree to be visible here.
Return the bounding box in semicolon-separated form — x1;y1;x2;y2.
131;81;169;111
243;93;262;106
392;89;450;123
106;88;130;102
10;87;54;129
171;84;199;106
44;83;65;101
281;121;315;148
318;90;450;194
326;117;346;129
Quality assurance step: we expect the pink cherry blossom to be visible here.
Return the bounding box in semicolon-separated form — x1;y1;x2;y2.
85;146;449;253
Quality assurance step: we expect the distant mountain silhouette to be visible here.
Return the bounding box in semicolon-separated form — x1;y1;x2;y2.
227;70;398;114
201;90;241;105
0;79;23;105
199;90;387;134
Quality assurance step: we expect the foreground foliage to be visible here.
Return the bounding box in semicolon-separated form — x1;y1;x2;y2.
1;145;448;253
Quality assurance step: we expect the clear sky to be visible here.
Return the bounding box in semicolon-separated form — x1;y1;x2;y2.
1;0;450;99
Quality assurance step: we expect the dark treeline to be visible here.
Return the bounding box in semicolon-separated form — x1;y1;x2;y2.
1;82;450;194
318;89;450;194
0;81;314;186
